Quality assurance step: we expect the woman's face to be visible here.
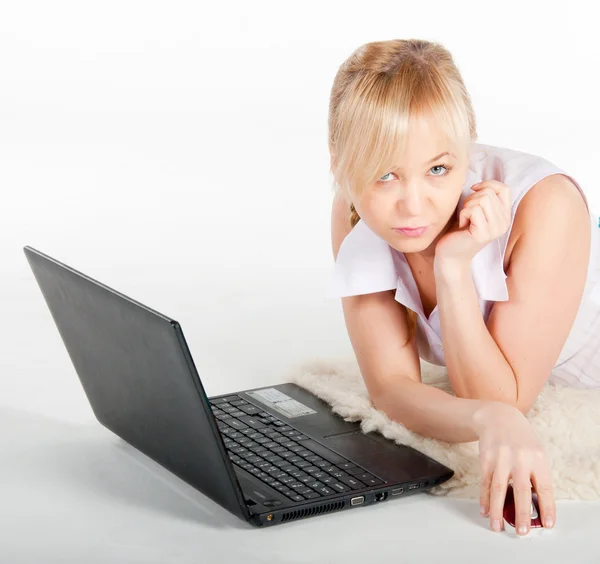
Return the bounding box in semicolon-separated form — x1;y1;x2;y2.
352;116;470;258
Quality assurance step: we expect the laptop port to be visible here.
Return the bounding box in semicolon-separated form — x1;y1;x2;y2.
351;496;365;506
391;487;404;496
408;483;420;490
374;492;388;502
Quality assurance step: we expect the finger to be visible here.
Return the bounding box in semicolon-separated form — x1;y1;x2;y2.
479;456;494;517
511;475;534;536
459;207;472;229
488;468;510;532
471;181;511;211
530;459;556;529
475;195;507;236
468;206;488;237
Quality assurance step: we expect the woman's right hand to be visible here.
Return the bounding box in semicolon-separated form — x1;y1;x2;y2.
472;401;556;535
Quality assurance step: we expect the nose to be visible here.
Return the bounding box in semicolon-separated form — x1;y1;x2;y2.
399;182;425;216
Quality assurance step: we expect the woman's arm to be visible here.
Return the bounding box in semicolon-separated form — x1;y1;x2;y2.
331;194;556;533
434;174;590;414
331;193;490;443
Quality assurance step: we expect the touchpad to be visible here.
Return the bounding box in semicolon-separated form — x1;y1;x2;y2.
324;432;418;481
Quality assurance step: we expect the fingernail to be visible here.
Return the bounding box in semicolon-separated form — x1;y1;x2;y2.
492;519;501;531
545;517;554;528
480;505;487;516
518;525;528;535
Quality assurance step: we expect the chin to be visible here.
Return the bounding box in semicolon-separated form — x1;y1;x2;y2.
389;230;438;254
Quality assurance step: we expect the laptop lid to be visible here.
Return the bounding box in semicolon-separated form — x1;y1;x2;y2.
23;246;251;523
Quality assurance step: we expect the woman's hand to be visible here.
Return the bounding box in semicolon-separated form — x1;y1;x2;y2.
472;401;556;535
434;180;512;266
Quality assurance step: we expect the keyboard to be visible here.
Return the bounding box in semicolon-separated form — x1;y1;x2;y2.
210;395;385;503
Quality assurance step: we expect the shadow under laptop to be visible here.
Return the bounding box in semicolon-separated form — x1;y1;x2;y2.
1;406;249;530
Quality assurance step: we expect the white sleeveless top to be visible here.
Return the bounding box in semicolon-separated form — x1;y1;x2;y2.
329;142;600;389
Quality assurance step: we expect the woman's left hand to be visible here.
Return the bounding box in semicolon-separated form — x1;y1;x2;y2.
434;180;512;266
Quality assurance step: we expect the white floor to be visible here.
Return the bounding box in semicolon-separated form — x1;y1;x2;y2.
3;396;600;564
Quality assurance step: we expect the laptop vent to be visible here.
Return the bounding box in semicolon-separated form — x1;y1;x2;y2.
281;501;346;522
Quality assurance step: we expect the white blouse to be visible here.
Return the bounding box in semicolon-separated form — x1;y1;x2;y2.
329;142;600;389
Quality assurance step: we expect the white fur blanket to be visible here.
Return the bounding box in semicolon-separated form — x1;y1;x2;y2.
288;358;600;500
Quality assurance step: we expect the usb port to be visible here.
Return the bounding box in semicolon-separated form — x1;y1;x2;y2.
351;496;365;506
408;484;420;490
391;487;404;496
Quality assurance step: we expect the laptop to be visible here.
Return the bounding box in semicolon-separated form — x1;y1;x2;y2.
23;246;454;527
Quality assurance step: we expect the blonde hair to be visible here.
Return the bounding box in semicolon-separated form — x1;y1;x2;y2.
328;38;478;344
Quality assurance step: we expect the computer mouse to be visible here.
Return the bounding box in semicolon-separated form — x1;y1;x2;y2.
503;483;543;529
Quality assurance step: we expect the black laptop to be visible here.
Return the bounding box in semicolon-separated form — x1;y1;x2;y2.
23;246;454;527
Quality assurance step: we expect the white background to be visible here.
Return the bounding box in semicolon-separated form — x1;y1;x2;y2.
3;0;599;424
0;0;600;562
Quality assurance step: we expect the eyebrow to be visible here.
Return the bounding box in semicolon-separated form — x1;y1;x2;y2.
390;151;455;172
426;151;454;164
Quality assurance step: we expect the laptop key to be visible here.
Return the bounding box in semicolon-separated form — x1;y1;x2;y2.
209;398;228;405
317;486;334;496
290;494;305;502
297;487;313;495
273;460;291;468
294;434;310;441
304;492;321;499
337;475;365;490
331;482;350;493
244;441;260;449
239;404;261;415
339;462;358;470
357;474;384;486
346;466;365;476
227;420;248;431
238;416;268;430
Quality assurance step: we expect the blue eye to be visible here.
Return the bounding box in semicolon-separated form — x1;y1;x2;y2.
431;164;451;176
378;164;453;183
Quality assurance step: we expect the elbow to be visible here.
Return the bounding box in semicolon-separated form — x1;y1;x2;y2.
455;388;519;411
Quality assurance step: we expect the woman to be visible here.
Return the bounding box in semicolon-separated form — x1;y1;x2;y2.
328;38;600;536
